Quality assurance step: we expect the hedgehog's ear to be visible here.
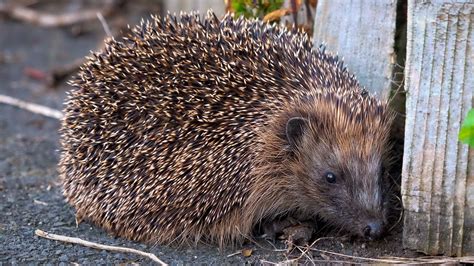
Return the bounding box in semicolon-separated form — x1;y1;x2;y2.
286;117;309;150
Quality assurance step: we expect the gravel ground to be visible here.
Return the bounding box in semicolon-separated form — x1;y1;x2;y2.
0;2;419;264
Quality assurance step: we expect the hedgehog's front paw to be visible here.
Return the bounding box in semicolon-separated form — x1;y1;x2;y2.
259;216;296;241
259;217;315;245
282;223;314;250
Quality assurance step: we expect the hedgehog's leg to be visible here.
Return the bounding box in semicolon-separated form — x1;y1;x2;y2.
258;216;315;245
282;222;314;250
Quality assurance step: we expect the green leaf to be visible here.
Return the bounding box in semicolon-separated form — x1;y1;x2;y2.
459;108;474;147
231;0;285;19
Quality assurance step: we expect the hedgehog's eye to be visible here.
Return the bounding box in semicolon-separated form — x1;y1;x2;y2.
325;172;337;183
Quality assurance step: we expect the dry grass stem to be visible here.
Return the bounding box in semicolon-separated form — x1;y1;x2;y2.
227;250;241;257
310;247;407;263
35;229;168;265
380;255;474;264
309;248;474;264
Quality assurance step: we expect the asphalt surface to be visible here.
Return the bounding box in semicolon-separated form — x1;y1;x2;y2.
0;2;417;264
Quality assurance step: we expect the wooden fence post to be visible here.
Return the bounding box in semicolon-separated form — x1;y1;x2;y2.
402;0;473;256
162;0;225;17
312;0;398;99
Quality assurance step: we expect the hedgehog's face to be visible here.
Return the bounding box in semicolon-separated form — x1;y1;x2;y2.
284;112;391;240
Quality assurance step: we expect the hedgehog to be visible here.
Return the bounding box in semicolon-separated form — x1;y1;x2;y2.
59;11;394;247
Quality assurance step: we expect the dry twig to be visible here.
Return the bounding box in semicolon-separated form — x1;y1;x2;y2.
33;199;48;206
0;0;117;27
0;94;63;120
96;11;112;37
35;229;168;265
309;248;474;264
227;250;241;257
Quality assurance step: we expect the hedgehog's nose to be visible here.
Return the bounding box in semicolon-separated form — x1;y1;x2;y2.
363;221;383;240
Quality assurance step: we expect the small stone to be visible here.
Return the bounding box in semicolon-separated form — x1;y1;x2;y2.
59;254;68;261
320;253;331;260
53;221;66;227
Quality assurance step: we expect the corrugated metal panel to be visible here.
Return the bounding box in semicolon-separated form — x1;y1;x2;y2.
402;0;474;256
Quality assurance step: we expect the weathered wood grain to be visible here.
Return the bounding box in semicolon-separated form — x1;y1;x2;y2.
162;0;225;17
312;0;398;99
402;0;474;256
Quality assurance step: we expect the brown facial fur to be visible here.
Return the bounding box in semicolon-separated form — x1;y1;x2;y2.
246;91;393;240
59;11;394;248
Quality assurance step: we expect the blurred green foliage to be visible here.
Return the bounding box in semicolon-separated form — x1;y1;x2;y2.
231;0;284;19
459;108;474;147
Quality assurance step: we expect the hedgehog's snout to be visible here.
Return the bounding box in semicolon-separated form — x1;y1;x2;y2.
362;220;384;240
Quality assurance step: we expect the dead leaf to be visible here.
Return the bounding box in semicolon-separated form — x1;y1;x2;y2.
263;8;290;22
24;67;47;81
241;248;252;257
